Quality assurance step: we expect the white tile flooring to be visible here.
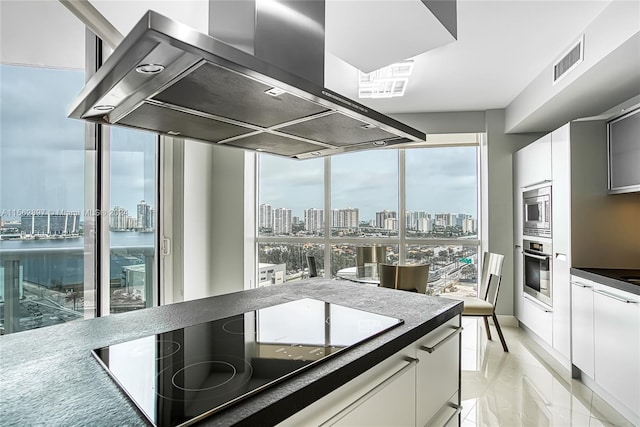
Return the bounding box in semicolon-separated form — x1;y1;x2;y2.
459;318;634;427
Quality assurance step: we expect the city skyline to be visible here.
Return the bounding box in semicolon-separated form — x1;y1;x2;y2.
259;146;478;220
258;203;477;225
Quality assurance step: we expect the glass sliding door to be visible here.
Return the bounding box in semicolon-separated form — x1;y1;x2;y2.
109;127;158;313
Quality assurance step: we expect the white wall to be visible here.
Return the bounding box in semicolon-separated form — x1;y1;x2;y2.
182;141;214;301
484;110;544;315
0;0;209;69
0;1;85;68
505;0;640;133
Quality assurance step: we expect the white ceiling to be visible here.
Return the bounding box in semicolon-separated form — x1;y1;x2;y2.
2;0;637;134
325;0;640;133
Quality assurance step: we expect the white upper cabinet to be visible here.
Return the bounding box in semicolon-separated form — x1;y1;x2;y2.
518;133;552;189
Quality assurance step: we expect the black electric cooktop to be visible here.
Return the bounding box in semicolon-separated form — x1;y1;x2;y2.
93;298;403;426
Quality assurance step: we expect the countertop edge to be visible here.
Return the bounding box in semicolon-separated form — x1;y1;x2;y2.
233;304;462;427
570;268;640;296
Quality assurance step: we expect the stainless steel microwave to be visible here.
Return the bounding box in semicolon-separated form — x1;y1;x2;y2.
523;186;551;238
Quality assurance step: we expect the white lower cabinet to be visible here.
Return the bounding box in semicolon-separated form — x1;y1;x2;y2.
593;284;640;418
520;295;553;345
416;317;461;426
278;315;461;427
570;277;594;378
570;275;640;424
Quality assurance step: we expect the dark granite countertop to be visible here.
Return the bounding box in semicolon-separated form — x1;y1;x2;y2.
570;268;640;296
0;280;462;427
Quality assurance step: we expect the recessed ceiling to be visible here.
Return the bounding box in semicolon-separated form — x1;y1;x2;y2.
326;0;619;120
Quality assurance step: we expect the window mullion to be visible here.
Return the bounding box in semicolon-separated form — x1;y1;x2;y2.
324;156;331;277
399;149;406;264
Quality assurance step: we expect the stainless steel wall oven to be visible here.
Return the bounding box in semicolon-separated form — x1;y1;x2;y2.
523;239;552;307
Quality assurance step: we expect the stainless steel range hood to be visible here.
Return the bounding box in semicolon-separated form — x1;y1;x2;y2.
68;4;425;159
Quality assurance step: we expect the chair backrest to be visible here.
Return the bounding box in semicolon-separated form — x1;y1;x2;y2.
479;252;504;303
356;246;386;277
378;264;397;289
306;254;318;278
486;273;503;308
378;264;430;294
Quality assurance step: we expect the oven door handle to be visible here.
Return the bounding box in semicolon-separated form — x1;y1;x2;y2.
523;251;549;261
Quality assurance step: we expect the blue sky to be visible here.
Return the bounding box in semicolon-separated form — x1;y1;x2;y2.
0;64;156;217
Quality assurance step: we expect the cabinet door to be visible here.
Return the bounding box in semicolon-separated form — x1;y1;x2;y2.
520;133;552;188
551;254;570;359
333;361;416;427
570;277;594;378
415;317;461;426
593;286;640;414
550;124;571;360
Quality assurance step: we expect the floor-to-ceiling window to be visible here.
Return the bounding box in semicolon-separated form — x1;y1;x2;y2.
0;64;90;333
257;137;481;296
0;2;160;333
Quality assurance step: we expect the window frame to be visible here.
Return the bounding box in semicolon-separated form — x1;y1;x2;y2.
256;140;482;287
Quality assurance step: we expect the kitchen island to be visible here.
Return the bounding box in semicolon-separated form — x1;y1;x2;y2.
0;279;462;426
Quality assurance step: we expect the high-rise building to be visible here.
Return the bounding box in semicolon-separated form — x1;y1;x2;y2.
434;213;456;227
304;208;324;233
273;208;292;235
259;204;273;230
110;206;129;230
406;211;430;230
384;217;398;231
418;218;432;232
137;200;153;230
376;210;396;229
332;208;359;229
462;216;476;233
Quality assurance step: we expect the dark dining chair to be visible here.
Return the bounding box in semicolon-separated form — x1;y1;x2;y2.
306;254;318;278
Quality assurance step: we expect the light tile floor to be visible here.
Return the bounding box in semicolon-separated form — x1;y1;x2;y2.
459;317;634;427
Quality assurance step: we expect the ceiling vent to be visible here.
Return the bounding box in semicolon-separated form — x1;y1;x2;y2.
553;35;584;85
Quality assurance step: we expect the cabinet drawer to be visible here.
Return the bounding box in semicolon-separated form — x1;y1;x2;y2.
521;295;553;345
278;344;416;427
415;316;461;426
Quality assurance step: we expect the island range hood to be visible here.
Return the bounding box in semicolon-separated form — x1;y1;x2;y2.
68;2;426;159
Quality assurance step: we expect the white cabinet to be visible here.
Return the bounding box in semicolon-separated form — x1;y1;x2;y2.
550;124;571;360
520;295;553;345
279;315;462;427
415;317;461;426
331;355;417;427
593;284;640;418
518;133;552;188
570;276;594;378
571;274;640;424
